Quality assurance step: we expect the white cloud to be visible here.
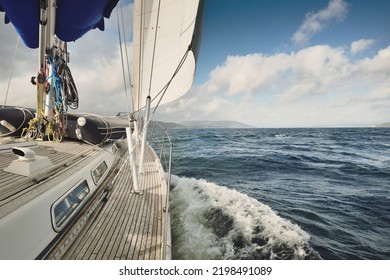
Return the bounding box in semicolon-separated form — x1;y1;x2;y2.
350;39;375;55
0;3;134;116
1;2;389;128
292;0;350;46
206;45;350;102
207;53;293;97
156;44;390;127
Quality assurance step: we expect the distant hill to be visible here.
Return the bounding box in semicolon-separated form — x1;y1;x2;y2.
179;120;254;128
149;120;184;129
146;120;254;129
376;122;390;127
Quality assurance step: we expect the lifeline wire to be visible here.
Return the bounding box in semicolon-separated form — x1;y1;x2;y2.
3;35;20;107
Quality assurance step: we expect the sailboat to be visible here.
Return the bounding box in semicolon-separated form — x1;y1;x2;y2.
0;0;204;260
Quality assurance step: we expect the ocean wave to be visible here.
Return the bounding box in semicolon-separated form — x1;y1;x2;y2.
169;175;321;260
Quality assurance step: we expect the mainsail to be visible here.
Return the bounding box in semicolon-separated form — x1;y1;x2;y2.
132;0;204;112
1;0;204;142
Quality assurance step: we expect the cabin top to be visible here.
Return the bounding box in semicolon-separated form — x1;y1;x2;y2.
0;139;111;219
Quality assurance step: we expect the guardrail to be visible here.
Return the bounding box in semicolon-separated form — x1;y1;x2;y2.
149;122;173;259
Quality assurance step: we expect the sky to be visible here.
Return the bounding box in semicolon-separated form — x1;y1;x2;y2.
1;0;390;127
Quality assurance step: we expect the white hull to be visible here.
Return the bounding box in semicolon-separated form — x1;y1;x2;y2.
0;0;204;260
0;137;171;259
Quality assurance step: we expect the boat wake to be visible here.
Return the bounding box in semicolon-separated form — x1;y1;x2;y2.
169;175;321;260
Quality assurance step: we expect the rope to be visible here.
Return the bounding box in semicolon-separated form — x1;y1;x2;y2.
45;55;78;113
152;46;191;114
3;35;20;107
61;62;79;109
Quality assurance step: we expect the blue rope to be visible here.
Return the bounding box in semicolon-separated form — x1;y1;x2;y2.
46;56;65;112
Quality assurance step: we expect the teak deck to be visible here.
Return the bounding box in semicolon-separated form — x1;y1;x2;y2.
0;139;170;260
65;145;169;260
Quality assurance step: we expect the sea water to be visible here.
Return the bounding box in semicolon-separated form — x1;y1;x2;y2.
160;127;390;260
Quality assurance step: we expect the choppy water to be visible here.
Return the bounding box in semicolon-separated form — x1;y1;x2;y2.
162;127;390;260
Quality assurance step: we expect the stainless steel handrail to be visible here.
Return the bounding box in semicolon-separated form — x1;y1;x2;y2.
149;122;173;259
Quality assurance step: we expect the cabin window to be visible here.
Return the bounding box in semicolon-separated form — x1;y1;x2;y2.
91;161;108;185
52;180;90;231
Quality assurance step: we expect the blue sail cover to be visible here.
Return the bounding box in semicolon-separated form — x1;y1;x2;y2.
0;0;119;48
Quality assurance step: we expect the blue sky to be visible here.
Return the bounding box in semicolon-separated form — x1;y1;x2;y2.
1;0;390;127
196;0;390;84
156;0;390;127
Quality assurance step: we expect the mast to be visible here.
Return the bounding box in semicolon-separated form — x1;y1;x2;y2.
43;0;56;124
33;0;69;141
36;0;48;138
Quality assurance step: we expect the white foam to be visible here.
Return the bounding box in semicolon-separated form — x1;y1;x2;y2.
274;133;288;139
170;175;319;259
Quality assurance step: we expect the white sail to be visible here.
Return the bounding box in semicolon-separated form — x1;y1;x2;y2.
132;0;201;112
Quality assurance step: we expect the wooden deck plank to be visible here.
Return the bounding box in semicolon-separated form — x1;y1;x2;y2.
0;137;169;260
152;157;163;259
71;164;131;259
107;170;141;260
139;162;159;260
122;174;144;259
132;171;151;260
141;165;154;260
137;151;162;260
149;146;164;260
98;168;134;259
64;143;167;260
0;140;98;210
112;171;141;259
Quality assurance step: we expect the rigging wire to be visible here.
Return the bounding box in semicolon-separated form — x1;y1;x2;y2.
147;0;162;100
116;6;132;128
128;46;192;116
120;5;134;114
151;46;191;114
141;47;192;133
134;0;163;144
118;1;192;128
136;0;145;117
3;35;20;107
